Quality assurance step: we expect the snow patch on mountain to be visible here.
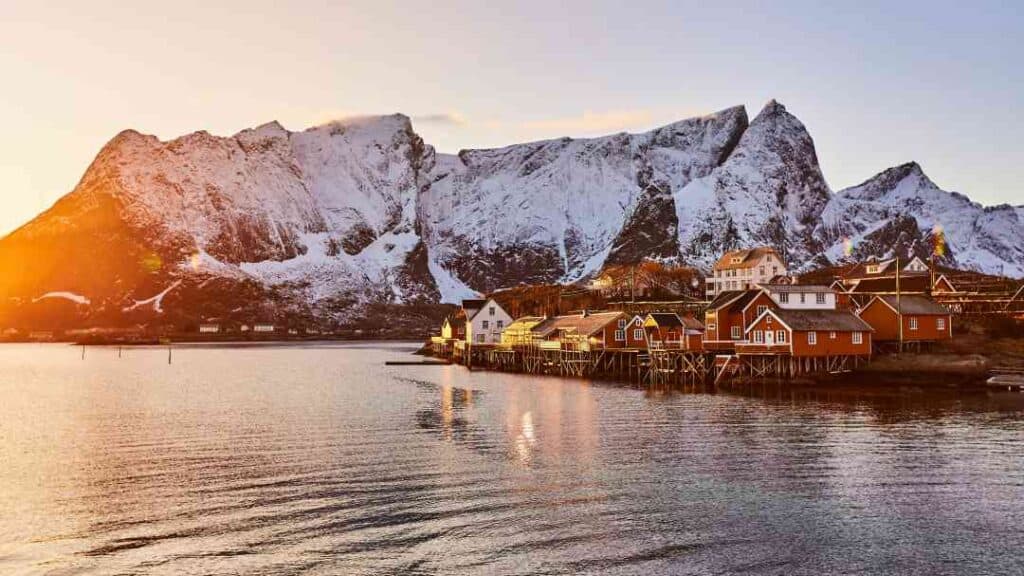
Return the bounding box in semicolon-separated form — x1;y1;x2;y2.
33;292;91;306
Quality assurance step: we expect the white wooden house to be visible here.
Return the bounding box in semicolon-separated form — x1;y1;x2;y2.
465;298;513;345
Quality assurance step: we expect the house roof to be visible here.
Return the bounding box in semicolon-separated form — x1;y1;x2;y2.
680;316;705;331
726;290;763;313
461;298;487;319
759;284;834;294
646;312;683;328
706;290;749;310
713;247;781;271
531;311;625;338
873;295;949;315
755;309;874;333
848;275;930;294
504;316;545;330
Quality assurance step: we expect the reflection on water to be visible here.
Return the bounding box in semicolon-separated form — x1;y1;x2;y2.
0;343;1022;575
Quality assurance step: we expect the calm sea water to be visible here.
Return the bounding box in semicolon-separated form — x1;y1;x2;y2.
1;342;1022;575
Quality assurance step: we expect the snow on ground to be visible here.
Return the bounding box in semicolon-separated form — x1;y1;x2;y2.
123;280;182;313
32;292;90;305
428;254;480;303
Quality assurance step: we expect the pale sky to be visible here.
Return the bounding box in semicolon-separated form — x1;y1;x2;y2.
1;0;1021;235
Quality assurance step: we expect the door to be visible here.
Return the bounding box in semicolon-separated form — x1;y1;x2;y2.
765;330;775;346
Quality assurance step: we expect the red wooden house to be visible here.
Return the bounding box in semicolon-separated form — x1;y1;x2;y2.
643;312;705;350
856;295;952;343
739;308;873;358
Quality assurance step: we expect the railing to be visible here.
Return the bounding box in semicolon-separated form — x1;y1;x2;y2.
735;342;789;354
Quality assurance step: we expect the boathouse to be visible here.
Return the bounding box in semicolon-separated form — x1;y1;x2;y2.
856;295;952;344
643;312;704;350
500;316;545;346
739;308;873;357
530;311;628;350
465;298;513;345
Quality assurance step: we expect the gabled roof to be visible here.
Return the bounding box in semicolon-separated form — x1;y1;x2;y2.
759;284;834;294
531;311;625;338
646;312;683;328
713;247;782;271
848;275;930;294
870;295;949;316
726;290;763;313
706;290;749;311
750;308;873;334
461;298;487;319
680;316;705;331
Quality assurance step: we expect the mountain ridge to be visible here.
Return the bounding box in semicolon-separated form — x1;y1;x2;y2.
1;100;1021;330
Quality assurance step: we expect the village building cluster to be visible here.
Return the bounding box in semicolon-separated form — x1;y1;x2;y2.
431;247;958;381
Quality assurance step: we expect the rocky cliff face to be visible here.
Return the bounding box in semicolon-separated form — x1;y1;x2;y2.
1;101;1021;330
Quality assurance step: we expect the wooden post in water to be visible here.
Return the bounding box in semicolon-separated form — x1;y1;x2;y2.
81;344;85;360
168;345;172;365
118;346;122;359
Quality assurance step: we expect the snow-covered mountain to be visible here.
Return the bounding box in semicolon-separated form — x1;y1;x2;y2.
0;100;1021;329
818;162;1024;277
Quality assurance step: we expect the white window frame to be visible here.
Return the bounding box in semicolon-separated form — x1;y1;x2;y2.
807;331;817;345
800;293;806;304
731;326;741;339
617;319;627;329
633;328;644;341
852;332;863;345
776;330;787;343
779;293;789;304
756;305;767;316
816;293;827;305
937;317;946;330
497;320;504;330
753;330;764;343
909;317;919;331
489;306;495;316
482;320;489;330
614;329;625;341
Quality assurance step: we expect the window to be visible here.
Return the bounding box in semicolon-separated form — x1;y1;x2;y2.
489;306;495;316
497;320;504;330
772;266;779;275
707;323;716;332
779;293;789;304
816;293;826;304
759;266;765;276
829;331;837;340
482;320;489;330
776;330;787;343
909;317;919;331
753;330;764;343
476;334;485;343
618;319;626;329
852;332;863;345
807;331;817;345
937;317;946;330
866;264;879;274
615;330;625;341
634;329;644;341
731;326;741;339
756;305;768;317
799;293;806;304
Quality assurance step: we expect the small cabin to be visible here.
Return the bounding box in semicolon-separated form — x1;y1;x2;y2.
856;295;952;343
740;308;873;358
644;312;704;350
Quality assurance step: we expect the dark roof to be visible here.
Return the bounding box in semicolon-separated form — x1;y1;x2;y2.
646;312;683;328
874;295;949;315
726;290;763;312
849;275;930;294
680;316;705;331
760;284;834;293
531;311;625;338
760;309;874;333
706;290;747;310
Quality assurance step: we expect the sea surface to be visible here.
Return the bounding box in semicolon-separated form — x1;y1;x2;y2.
1;342;1022;575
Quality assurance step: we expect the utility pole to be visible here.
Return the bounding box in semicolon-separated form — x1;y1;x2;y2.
896;256;903;352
